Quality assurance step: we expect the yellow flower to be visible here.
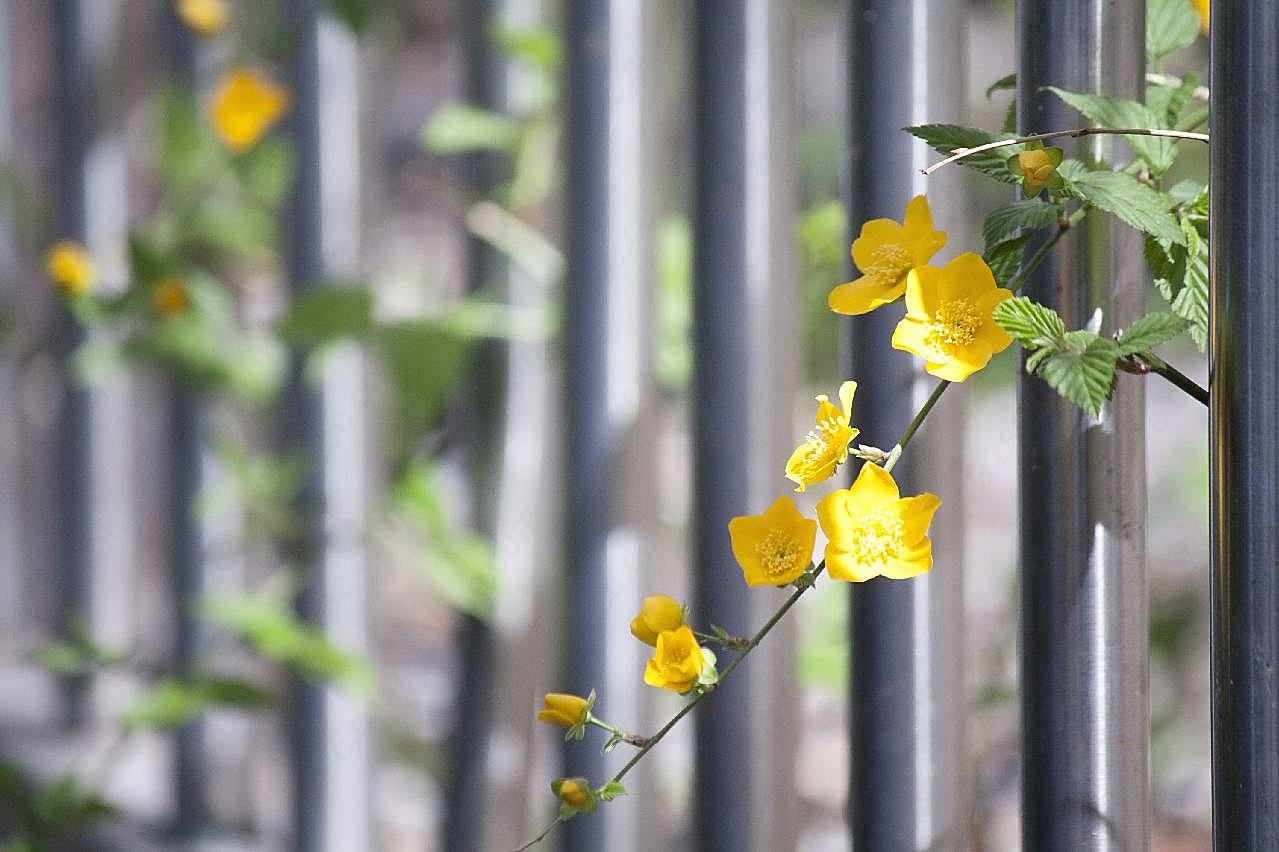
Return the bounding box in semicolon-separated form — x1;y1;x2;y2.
828;195;946;315
891;253;1014;382
152;277;191;317
629;595;684;646
816;463;941;583
552;777;596;814
1190;0;1209;33
176;0;229;35
643;626;706;694
728;496;817;587
536;691;593;729
785;380;859;492
1017;149;1056;190
45;240;95;296
210;68;290;154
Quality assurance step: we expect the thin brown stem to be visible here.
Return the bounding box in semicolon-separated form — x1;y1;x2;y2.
921;126;1209;176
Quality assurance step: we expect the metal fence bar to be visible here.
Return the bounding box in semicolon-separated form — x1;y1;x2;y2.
1210;5;1279;849
50;0;92;731
845;2;969;848
163;7;207;835
1016;1;1149;848
692;3;752;849
563;1;611;849
443;1;502;847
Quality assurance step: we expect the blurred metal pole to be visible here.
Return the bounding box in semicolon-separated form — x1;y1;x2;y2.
51;0;92;730
285;3;372;850
164;7;207;835
443;2;502;849
1210;5;1279;849
692;3;752;849
846;2;968;849
1017;1;1148;848
563;1;611;849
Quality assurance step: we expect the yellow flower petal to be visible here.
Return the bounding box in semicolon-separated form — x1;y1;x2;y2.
835;196;947;317
785;382;860;491
850;219;905;271
892;317;950;364
45;240;95;296
729;496;817;587
1190;0;1209;33
816;465;940;584
211;68;290;154
643;626;706;694
904;266;941;320
177;0;229;36
828;275;906;316
629;595;684;646
900;194;948;265
882;538;933;580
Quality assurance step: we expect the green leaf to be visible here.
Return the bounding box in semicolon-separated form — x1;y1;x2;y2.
904;124;1021;184
157;86;217;194
596;781;626;802
1063;169;1184;245
374;321;471;439
196;675;275;710
1145;213;1208;350
277;286;373;348
655;214;693;391
421;103;522;154
122;679;207;731
328;0;374;33
984;233;1031;288
1031;331;1120;419
31;641;88;675
1045;87;1175;174
982;200;1061;251
1116;312;1190;356
1147;72;1201;126
491;25;562;71
993;296;1067;349
985;73;1016;100
237;136;295;208
1147;0;1201;62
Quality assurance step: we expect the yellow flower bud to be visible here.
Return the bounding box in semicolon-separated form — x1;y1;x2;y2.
1017;149;1057;190
45;240;95;296
176;0;230;36
211;68;290;154
552;777;597;815
629;595;683;646
536;692;591;729
643;625;706;694
152;277;191;317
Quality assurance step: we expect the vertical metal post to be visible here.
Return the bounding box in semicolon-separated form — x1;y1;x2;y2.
692;3;752;849
1016;1;1148;848
50;0;92;730
1210;5;1279;849
846;2;969;849
563;2;610;849
164;7;206;835
443;2;501;849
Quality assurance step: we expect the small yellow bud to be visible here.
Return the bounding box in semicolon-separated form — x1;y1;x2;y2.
552;777;597;815
210;68;290;154
45;240;95;296
536;692;591;729
1017;149;1057;189
152;277;191;317
176;0;229;36
628;595;683;646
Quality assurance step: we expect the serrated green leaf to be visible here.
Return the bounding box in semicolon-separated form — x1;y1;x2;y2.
277;286;373;347
596;781;626;801
1045;87;1175;174
985;233;1031;287
982;200;1061;251
993;296;1067;349
904;124;1021;184
1064;170;1184;245
1147;0;1202;62
1147;72;1201;127
421;103;521;154
1116;312;1190;356
1031;331;1120;418
1171;251;1208;349
1145;216;1208;350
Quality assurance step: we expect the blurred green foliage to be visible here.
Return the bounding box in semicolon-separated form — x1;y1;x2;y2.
0;766;117;852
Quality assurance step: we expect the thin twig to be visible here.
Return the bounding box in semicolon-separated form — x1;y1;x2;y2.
921;126;1209;176
512;816;565;852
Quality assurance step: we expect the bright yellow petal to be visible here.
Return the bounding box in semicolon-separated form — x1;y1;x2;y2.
900;195;947;265
892;317;949;363
846;462;900;514
897;492;942;543
828;276;905;316
851;219;905;270
977;317;1014;354
824;544;880;583
937;252;996;303
926;359;977;382
904;266;942;320
882;537;933;579
837;380;857;422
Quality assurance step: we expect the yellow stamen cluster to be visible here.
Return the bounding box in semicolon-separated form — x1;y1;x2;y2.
861;243;914;288
756;529;807;581
848;508;906;572
925;298;982;351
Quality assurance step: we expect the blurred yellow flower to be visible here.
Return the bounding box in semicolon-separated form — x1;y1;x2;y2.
536;691;593;730
891;253;1013;382
629;595;684;646
45;240;95;296
785;380;858;492
728;496;817;587
552;777;596;814
1190;0;1209;33
828;195;946;315
816;463;941;583
152;277;191;317
176;0;229;35
211;68;289;154
643;626;706;694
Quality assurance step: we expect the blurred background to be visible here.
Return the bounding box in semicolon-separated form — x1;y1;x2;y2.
0;0;1210;849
